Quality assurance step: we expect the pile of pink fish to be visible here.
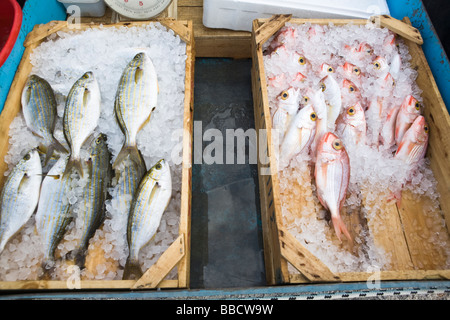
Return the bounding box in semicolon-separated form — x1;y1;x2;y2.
264;23;429;243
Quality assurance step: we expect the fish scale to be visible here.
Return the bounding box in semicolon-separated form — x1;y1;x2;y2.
123;159;172;280
0;150;42;253
63;71;101;178
70;133;111;267
35;155;74;272
21;75;67;164
113;52;158;170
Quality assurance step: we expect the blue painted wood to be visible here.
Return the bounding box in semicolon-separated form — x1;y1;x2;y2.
387;0;450;112
0;0;66;113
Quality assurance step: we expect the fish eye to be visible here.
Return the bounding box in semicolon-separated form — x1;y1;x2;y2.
95;137;102;144
424;125;429;134
23;154;31;161
327;67;334;73
280;91;289;100
353;68;361;75
349;85;356;92
303;96;309;104
310;112;317;121
155;163;162;170
347;107;356;115
373;61;381;70
320;83;326;92
415;101;421;110
332;139;343;150
298;56;306;65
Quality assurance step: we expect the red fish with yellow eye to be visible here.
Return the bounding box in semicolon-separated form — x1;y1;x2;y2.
345;41;374;56
372;56;390;74
395;115;429;165
340;102;367;146
320;63;336;78
342;62;363;87
395;95;422;145
341;79;362;106
279;104;317;168
314;132;353;244
273;87;302;137
267;26;298;53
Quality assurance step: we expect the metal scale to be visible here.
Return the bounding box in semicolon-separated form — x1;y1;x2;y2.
104;0;176;22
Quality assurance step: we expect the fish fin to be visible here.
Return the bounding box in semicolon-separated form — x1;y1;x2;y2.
331;214;353;244
63;156;84;179
44;138;68;166
122;258;143;280
138;107;156;132
83;88;90;106
135;67;143;84
18;173;30;193
66;249;86;269
112;145;145;170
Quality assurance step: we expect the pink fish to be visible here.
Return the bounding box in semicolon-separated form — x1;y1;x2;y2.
342;62;362;85
342;79;362;106
273;87;301;136
340;102;367;145
268;26;297;53
372;56;390;74
345;42;374;56
320;63;335;77
395;115;429;165
395;95;422;145
380;104;401;148
314;132;352;243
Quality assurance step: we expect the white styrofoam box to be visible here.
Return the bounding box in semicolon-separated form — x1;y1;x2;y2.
58;0;106;17
203;0;390;32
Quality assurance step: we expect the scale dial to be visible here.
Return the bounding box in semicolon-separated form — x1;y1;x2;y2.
104;0;172;20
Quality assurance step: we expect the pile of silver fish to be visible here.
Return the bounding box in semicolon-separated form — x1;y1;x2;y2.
0;52;172;280
266;25;429;244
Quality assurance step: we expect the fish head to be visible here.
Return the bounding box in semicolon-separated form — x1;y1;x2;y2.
149;159;171;185
293;104;318;131
320;63;335;76
342;79;360;95
343;62;361;78
357;42;374;55
402;95;422;115
318;132;347;157
292;72;307;83
275;26;297;45
372;56;389;73
18;149;42;175
343;102;365;123
277;87;301;112
294;52;308;68
409;115;429;144
89;133;108;157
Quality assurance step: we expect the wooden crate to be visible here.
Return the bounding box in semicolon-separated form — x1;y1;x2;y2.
0;19;195;290
252;15;450;285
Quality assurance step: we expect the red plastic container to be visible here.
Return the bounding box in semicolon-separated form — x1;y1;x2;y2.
0;0;22;68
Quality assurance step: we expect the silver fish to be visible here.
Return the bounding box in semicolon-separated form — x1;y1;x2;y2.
113;52;158;170
21;75;67;164
0;150;42;253
63;72;101;178
69;133;111;268
35;154;74;272
123;159;172;280
113;153;147;214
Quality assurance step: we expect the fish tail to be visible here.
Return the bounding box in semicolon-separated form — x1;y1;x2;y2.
332;214;353;244
122;258;143;280
63;155;84;178
113;144;145;170
44;138;68;166
39;260;56;280
66;249;87;269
